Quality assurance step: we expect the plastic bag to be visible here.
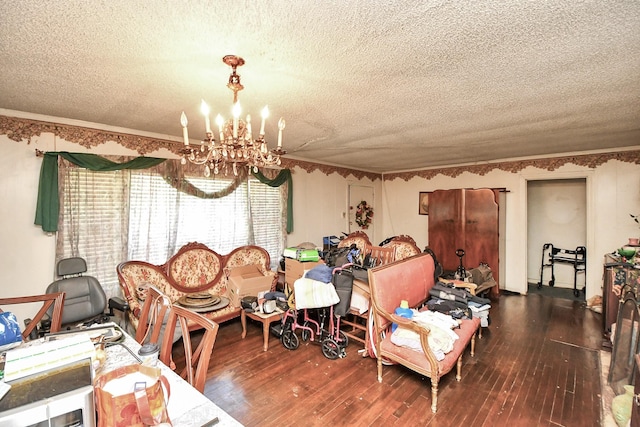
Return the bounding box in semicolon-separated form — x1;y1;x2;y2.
0;312;22;347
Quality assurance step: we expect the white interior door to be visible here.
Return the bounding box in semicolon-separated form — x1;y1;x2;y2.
348;184;374;238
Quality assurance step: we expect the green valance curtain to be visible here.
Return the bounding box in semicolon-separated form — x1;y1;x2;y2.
35;152;166;232
35;152;293;233
161;164;293;231
162;160;248;199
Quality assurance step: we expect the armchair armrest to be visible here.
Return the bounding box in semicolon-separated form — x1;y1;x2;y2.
389;312;416;328
108;296;129;316
386;312;441;366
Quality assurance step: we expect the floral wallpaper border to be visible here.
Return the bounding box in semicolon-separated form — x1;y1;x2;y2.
384;150;640;181
1;114;638;182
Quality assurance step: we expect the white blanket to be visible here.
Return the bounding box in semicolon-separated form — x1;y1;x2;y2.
293;277;340;309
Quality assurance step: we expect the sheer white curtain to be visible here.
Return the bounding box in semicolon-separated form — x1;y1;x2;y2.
127;170;180;264
127;171;252;263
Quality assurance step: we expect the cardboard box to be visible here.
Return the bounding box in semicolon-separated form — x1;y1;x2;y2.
227;265;273;307
284;258;324;286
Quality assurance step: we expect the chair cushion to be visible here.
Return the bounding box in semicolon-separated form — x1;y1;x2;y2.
47;276;107;324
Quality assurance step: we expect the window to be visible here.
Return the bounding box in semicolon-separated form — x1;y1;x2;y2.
59;166;285;299
60;168;128;299
248;178;286;265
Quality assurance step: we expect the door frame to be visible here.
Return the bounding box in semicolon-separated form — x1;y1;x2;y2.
520;170;594;297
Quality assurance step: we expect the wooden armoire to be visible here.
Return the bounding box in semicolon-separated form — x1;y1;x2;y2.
428;188;500;297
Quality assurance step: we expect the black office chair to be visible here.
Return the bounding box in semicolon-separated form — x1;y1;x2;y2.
46;257;111;328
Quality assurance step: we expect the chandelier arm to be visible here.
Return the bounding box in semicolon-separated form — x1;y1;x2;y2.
186;155;213;165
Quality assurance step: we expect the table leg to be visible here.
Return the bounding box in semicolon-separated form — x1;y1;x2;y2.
241;310;247;339
262;320;270;351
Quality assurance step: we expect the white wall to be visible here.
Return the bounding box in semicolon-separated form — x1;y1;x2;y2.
381;158;640;300
1;122;639;323
1;136;56;301
285;167;381;248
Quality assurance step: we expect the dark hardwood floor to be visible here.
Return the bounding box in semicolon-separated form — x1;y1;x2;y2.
176;292;604;426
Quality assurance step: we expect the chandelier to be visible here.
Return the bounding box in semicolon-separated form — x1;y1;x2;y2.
180;55;286;177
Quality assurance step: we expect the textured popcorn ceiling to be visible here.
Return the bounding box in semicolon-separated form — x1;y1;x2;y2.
0;1;639;173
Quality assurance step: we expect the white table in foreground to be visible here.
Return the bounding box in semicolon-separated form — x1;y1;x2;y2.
103;332;243;427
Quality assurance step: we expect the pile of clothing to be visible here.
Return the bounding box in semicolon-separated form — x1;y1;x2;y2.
390;280;491;360
468;263;498;296
390;310;461;361
425;280;491;328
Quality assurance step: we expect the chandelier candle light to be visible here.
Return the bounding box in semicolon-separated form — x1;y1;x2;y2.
180;55;286;176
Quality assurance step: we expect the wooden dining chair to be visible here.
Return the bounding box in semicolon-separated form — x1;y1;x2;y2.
159;304;219;393
366;244;396;267
0;292;65;339
341;244;397;354
134;285;173;346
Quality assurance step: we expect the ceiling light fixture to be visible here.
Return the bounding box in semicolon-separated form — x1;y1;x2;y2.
180;55;286;176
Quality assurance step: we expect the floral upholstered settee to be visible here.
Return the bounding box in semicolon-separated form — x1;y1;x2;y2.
338;232;421;261
382;235;421;260
117;242;277;332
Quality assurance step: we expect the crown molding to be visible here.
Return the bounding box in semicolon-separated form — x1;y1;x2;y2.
1;114;637;182
0;114;382;180
383;150;640;181
279;157;380;181
0;114;181;155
